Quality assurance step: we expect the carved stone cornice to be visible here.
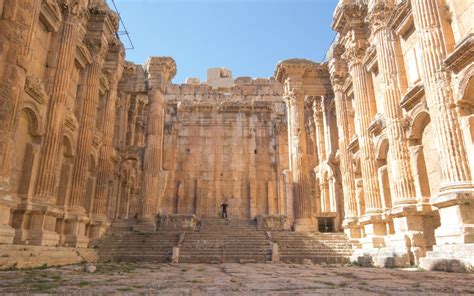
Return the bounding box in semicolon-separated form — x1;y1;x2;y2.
75;42;93;69
40;0;62;32
368;113;386;137
364;45;377;72
24;75;48;105
400;83;425;111
274;59;320;83
388;0;411;35
444;33;474;73
348;135;359;153
65;111;79;132
332;0;368;34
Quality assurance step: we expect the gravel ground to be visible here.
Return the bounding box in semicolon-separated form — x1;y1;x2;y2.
0;262;473;295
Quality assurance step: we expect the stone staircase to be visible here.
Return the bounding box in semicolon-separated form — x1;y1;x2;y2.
97;231;180;263
179;218;272;263
96;218;354;264
270;232;353;264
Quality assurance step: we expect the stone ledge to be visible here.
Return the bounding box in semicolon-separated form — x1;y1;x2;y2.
0;245;98;270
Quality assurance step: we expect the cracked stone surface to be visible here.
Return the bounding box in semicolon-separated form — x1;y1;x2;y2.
0;263;473;295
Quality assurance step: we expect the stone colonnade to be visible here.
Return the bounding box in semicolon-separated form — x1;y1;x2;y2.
328;0;473;268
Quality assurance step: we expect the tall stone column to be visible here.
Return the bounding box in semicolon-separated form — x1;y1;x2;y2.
134;57;176;232
368;1;416;206
27;2;85;246
64;40;107;247
284;88;316;232
343;39;382;215
367;0;435;264
90;44;125;240
410;0;473;246
311;97;327;163
329;55;360;240
343;37;386;248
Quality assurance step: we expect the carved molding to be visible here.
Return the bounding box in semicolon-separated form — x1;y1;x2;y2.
40;0;62;32
444;33;474;73
400;83;425;111
368;113;386;137
24;75;48;105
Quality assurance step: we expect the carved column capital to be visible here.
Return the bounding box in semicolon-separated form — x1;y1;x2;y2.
342;38;369;68
145;57;177;92
60;0;87;23
85;39;108;64
311;96;324;115
367;1;394;34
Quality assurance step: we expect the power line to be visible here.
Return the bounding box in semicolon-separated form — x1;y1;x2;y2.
110;0;135;50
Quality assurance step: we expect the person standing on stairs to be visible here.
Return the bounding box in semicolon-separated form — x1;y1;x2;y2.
220;199;229;220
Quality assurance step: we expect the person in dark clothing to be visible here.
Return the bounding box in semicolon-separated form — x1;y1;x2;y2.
220;200;229;220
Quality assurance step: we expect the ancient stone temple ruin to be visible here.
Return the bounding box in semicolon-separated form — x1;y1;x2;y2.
0;0;472;271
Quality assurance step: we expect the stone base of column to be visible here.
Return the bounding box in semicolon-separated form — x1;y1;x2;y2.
61;210;90;248
88;214;110;245
359;214;386;249
430;190;474;245
12;203;61;246
342;218;362;243
133;216;157;232
0;201;15;244
293;218;316;232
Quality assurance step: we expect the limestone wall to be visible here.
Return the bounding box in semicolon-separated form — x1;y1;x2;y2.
161;78;289;219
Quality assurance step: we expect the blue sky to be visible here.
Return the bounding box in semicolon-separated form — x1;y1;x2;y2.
107;0;339;83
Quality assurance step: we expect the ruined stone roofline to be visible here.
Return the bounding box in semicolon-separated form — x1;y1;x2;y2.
165;79;284;97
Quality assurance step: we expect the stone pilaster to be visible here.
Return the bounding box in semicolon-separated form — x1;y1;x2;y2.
134;57;176;232
410;0;473;246
329;54;360;240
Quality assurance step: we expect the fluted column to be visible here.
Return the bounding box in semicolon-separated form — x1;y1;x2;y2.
368;2;417;206
93;56;124;220
343;40;383;215
34;4;85;203
134;57;176;232
410;0;472;190
68;43;106;213
329;58;358;223
284;88;315;232
311;97;327;162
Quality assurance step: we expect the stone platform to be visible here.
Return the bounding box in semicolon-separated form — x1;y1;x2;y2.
0;245;98;270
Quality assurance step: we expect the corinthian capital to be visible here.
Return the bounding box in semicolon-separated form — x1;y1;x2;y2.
146;57;177;92
85;39;108;63
366;0;394;34
60;0;86;22
332;0;368;33
342;37;369;68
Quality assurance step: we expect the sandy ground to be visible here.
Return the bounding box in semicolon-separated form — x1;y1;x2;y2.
0;262;473;295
